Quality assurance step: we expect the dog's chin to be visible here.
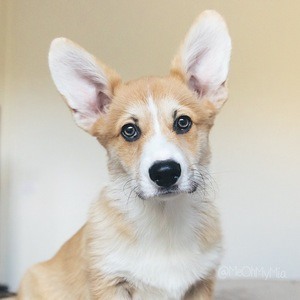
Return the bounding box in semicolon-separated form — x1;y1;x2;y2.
137;184;198;201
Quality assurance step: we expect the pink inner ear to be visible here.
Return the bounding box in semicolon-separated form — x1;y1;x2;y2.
188;75;209;98
95;91;111;113
71;73;111;117
88;73;112;114
71;91;110;114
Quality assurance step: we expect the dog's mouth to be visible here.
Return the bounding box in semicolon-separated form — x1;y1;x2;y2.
137;183;198;200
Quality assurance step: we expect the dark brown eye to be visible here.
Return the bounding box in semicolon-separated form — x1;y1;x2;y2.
121;123;141;142
173;115;192;134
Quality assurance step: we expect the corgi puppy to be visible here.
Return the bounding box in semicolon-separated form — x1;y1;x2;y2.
18;10;231;300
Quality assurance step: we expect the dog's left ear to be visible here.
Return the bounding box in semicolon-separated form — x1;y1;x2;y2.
171;10;231;110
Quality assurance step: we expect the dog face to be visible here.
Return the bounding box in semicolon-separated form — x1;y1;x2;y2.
48;10;231;200
92;77;217;200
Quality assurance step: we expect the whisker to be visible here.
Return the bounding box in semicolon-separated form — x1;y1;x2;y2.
188;163;217;200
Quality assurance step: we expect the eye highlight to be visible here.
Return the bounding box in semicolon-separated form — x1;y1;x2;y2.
121;123;141;142
173;115;192;134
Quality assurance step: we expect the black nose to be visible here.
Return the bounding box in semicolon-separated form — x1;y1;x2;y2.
149;160;181;188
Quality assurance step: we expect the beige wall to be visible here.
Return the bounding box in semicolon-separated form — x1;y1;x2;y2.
0;1;6;101
0;0;8;281
1;0;300;290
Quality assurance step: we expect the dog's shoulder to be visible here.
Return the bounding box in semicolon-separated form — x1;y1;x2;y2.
18;226;90;299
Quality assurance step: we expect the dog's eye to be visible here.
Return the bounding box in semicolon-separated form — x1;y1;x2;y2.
173;115;192;134
121;123;141;142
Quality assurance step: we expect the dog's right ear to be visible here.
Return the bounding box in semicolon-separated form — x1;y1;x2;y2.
48;38;121;133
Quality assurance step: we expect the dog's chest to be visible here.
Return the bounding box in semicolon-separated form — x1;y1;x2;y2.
119;240;220;299
98;216;221;299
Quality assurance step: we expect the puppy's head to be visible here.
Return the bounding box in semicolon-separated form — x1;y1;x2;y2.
48;10;231;200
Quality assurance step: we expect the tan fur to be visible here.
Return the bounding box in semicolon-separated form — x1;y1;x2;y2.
184;274;216;300
18;226;90;299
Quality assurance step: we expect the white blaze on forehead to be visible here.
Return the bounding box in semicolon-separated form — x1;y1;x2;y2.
144;95;183;162
147;96;161;135
146;95;174;161
145;95;183;162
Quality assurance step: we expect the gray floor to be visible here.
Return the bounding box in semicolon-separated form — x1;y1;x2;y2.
2;280;300;299
215;280;300;300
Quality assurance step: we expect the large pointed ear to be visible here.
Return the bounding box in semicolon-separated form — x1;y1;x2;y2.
171;10;231;110
48;38;121;133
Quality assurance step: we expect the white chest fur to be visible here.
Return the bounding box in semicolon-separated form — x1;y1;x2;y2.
107;240;221;299
90;193;222;299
